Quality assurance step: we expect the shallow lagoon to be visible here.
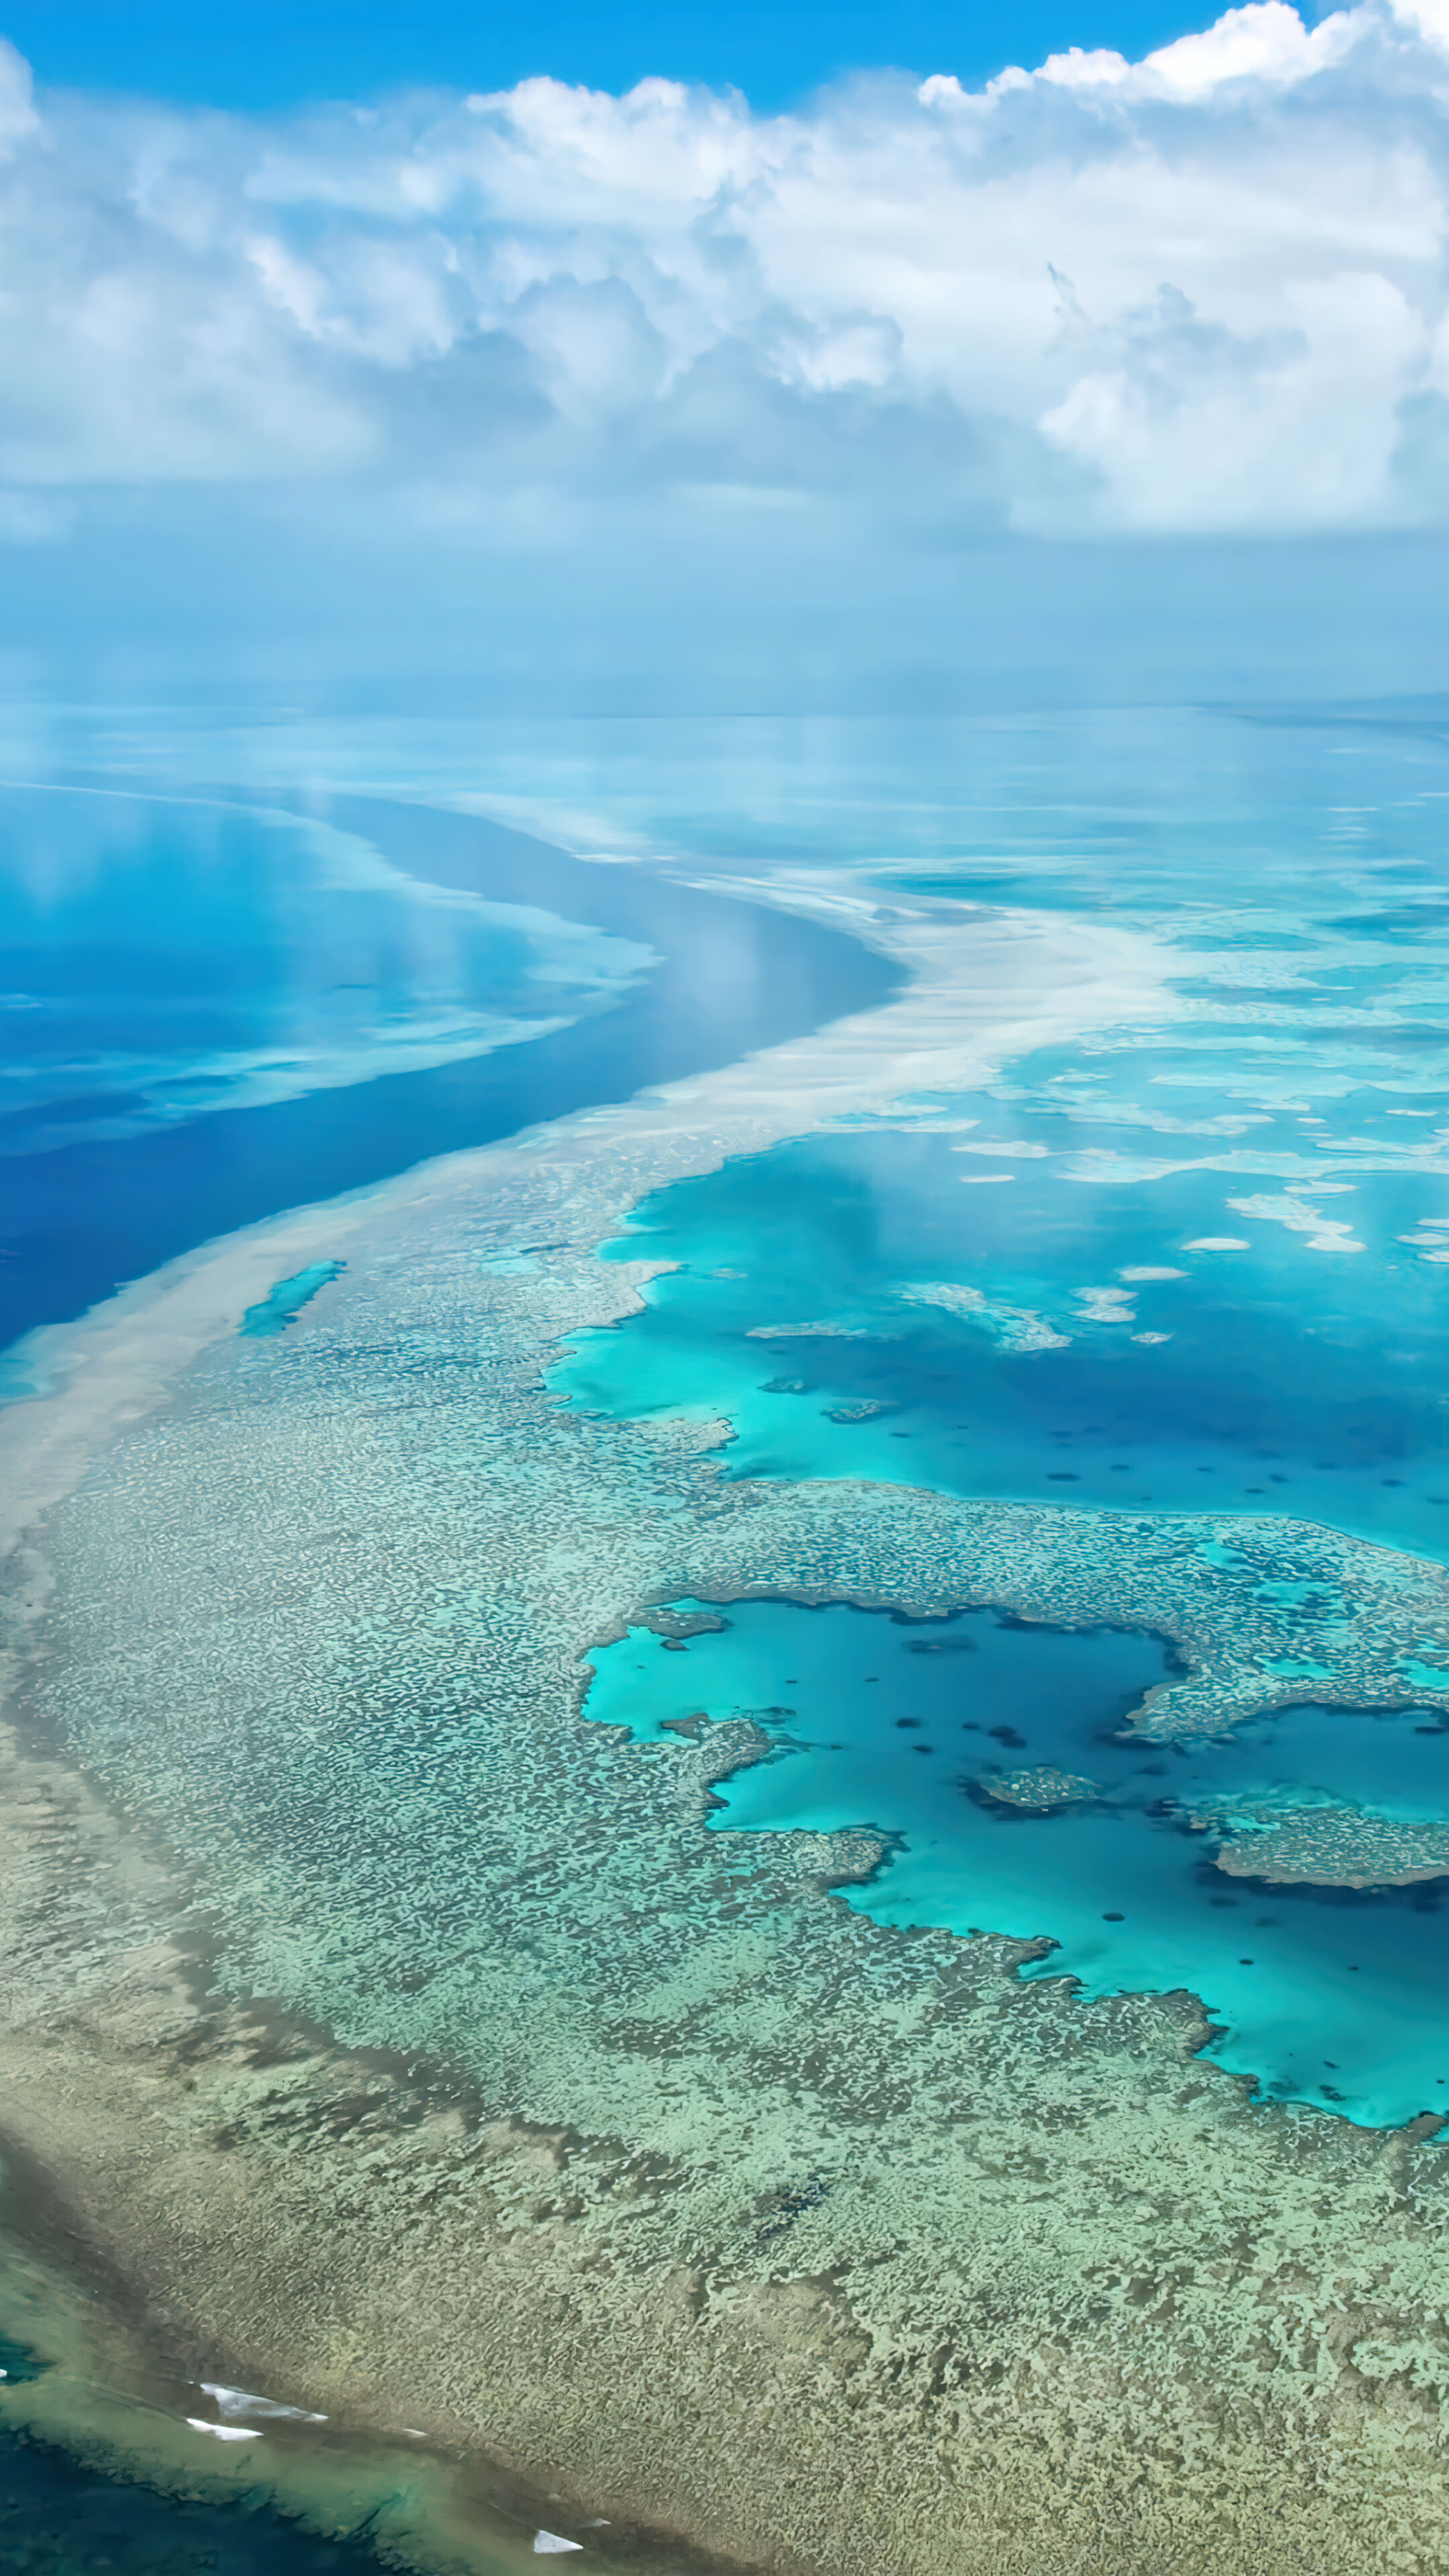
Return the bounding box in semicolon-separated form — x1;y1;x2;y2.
529;699;1449;2125
553;1084;1449;1559
586;1599;1449;2121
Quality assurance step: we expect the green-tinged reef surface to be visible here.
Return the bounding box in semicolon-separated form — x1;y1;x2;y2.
984;1768;1104;1810
15;741;1449;2576
1189;1792;1449;1888
9;1095;1449;2574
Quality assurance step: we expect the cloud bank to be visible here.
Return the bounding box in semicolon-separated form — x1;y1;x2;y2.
3;0;1449;547
3;3;1449;708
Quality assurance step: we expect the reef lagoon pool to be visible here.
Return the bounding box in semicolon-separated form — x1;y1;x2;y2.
585;1597;1449;2127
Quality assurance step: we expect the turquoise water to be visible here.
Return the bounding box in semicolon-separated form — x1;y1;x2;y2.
585;1600;1449;2118
552;1106;1449;1560
241;1262;347;1338
547;706;1449;1565
541;702;1449;2122
11;700;1449;2551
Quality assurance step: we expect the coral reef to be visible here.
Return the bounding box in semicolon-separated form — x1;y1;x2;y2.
982;1766;1104;1811
1190;1794;1449;1888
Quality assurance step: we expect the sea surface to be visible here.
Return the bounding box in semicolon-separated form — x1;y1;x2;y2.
7;699;1449;2548
585;1601;1449;2114
0;777;894;1368
539;703;1449;2120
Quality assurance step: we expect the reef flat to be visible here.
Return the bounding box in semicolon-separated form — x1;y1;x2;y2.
8;1531;1449;2576
600;1487;1449;1743
7;879;1449;2573
1190;1793;1449;1888
5;1187;1449;2567
983;1766;1104;1810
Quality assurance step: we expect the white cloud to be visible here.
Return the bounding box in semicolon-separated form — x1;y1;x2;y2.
1389;0;1449;52
1008;0;1369;99
0;5;1448;540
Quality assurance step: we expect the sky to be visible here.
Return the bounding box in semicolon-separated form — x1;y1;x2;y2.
1;1;1216;113
1;0;1448;707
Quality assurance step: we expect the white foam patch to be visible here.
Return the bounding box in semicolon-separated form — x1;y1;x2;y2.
1401;1218;1449;1256
201;2380;327;2422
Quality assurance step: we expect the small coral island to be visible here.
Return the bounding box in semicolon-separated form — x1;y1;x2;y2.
981;1764;1103;1811
1190;1792;1449;1888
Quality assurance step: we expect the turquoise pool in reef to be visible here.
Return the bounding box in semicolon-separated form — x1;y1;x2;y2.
539;700;1449;2128
584;1599;1449;2119
551;1085;1449;1562
241;1260;348;1337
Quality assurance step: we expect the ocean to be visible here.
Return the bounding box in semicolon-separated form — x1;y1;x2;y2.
7;698;1449;2563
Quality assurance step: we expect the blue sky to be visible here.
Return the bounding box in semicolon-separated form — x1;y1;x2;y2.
5;0;1215;111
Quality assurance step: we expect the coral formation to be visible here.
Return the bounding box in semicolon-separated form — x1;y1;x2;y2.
7;847;1449;2573
1190;1793;1449;1888
982;1766;1104;1811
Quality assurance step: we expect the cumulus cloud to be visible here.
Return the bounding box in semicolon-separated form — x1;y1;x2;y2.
1;2;1448;553
991;0;1367;99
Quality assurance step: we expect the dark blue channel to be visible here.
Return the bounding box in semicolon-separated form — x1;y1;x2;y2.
0;2424;392;2576
0;791;898;1358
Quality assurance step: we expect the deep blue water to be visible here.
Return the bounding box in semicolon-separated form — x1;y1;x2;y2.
0;782;897;1373
0;2426;395;2576
0;2326;402;2576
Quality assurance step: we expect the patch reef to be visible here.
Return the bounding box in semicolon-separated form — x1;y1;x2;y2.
5;900;1449;2573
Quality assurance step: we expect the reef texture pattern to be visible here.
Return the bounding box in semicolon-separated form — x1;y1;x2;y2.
6;1106;1449;2575
1191;1794;1449;1888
